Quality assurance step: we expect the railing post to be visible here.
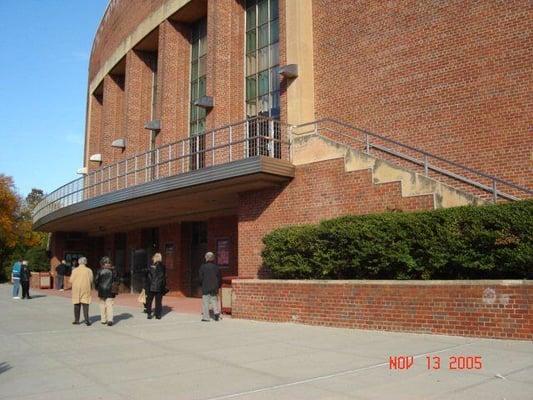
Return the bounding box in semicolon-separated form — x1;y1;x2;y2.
168;144;172;177
156;149;159;180
108;166;111;193
229;126;233;162
492;179;498;203
125;159;129;188
269;119;274;156
424;155;429;176
289;125;294;162
116;162;119;189
212;130;215;166
365;133;370;154
145;153;149;183
182;141;185;173
245;120;249;158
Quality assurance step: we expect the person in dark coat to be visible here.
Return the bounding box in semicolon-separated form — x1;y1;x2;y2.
198;252;221;321
145;253;166;320
55;260;67;291
20;261;32;299
94;256;118;326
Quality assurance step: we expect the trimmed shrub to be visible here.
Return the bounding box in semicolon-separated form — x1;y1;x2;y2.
262;200;533;279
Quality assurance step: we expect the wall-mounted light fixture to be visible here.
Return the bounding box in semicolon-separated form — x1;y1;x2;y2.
89;153;102;163
193;96;214;110
76;167;88;175
144;119;161;131
278;64;299;79
111;138;126;149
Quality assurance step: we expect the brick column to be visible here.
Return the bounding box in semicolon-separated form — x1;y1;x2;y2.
206;0;245;129
86;93;103;173
102;74;125;166
156;19;191;145
124;50;154;159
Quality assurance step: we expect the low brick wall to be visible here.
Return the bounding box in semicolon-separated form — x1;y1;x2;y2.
232;280;532;340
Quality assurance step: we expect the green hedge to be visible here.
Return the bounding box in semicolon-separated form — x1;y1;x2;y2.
262;200;533;280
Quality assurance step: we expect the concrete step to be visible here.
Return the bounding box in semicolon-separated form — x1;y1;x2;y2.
292;134;485;209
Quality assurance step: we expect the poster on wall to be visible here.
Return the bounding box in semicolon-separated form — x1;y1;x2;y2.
216;239;230;266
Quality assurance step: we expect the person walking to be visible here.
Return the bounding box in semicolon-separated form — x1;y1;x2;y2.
20;260;32;299
11;259;22;299
145;253;166;320
94;256;118;326
199;252;222;322
55;260;67;291
69;257;93;326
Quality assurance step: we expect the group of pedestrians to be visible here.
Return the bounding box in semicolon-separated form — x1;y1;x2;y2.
11;259;32;300
10;250;223;325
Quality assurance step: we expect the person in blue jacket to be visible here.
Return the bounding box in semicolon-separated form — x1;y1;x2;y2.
11;259;22;299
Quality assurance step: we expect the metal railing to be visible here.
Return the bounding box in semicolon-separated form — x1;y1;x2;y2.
33;117;291;223
295;118;532;202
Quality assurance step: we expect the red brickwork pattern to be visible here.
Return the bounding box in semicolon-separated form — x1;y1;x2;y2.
232;280;533;340
313;0;532;188
90;0;163;81
238;158;434;278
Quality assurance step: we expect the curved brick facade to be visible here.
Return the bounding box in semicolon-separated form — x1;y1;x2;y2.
41;0;531;300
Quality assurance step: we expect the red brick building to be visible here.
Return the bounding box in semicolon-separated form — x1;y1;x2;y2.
33;0;532;296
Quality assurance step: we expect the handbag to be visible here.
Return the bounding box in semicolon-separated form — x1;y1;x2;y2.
111;281;120;295
137;288;146;304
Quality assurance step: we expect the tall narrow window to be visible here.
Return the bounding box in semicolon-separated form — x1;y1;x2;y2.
245;0;280;157
190;18;207;170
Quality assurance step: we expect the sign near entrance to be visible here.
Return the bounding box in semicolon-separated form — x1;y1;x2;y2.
216;239;230;266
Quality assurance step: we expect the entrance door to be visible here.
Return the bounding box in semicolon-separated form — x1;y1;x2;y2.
131;249;148;293
190;222;208;298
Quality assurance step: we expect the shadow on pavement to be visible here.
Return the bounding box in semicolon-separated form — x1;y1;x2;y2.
113;312;133;325
0;362;12;375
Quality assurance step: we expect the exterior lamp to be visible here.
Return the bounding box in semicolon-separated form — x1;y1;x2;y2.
144;120;161;131
111;138;126;149
278;64;299;79
89;153;102;163
193;96;214;110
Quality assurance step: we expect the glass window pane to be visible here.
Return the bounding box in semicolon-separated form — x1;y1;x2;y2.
190;122;197;135
198;107;206;119
258;47;268;71
191;61;198;81
270;42;279;67
270;19;279;43
246;53;256;76
258;94;269;113
190;104;198;120
191;81;198;100
246;76;257;100
199;36;207;56
258;70;269;96
258;0;268;25
246;101;257;118
192;41;199;59
270;91;280;117
270;0;278;20
198;56;206;77
246;30;256;53
258;24;269;48
246;6;256;31
270;66;279;92
197;119;205;133
198;76;206;97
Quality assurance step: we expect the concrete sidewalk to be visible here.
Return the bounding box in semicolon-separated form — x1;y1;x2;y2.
0;284;531;400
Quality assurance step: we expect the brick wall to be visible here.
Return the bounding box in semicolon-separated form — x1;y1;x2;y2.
232;279;533;340
238;157;434;278
313;0;532;188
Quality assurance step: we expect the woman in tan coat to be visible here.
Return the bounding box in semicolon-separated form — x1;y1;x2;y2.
69;257;94;326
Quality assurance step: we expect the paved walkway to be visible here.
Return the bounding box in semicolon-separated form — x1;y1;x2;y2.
0;283;531;399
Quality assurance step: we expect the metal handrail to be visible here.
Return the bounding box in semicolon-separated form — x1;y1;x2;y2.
295;118;532;202
33;117;291;223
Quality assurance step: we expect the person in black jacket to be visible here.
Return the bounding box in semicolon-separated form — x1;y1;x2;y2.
94;256;118;326
55;260;67;291
198;252;221;322
20;260;32;299
145;253;166;320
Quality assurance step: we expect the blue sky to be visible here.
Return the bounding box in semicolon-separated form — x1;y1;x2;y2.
0;0;109;197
